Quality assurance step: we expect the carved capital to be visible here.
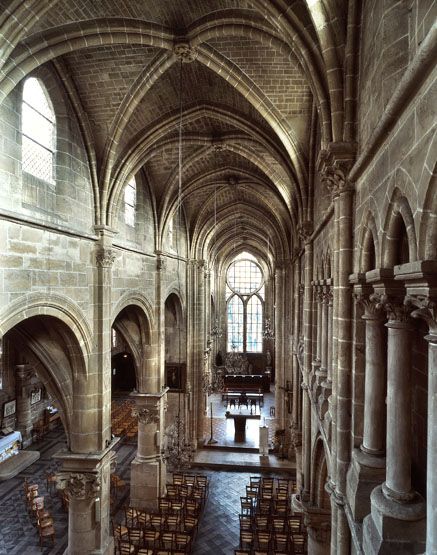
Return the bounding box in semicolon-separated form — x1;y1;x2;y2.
173;40;196;62
318;143;356;198
298;221;313;243
157;255;166;271
379;295;413;324
132;406;159;425
96;248;116;268
57;472;100;500
354;292;386;320
407;295;437;335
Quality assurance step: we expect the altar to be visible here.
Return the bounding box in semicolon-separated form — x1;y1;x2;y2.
0;431;22;463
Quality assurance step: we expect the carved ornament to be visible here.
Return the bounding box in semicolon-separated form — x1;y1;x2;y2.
132;406;159;425
173;40;196;62
96;248;116;268
57;472;100;500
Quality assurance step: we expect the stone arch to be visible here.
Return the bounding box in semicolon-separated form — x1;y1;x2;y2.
359;211;379;272
382;188;418;268
310;436;331;509
0;292;92;376
164;292;186;366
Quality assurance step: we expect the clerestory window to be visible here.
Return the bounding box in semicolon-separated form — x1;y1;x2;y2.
226;254;264;353
124;176;136;227
21;77;56;184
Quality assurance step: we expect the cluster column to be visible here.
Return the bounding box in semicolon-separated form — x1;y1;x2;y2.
363;299;425;554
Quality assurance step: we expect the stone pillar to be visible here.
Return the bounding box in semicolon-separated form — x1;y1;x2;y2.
15;364;33;446
347;293;386;521
319;144;356;555
275;264;285;428
311;284;322;389
55;445;117;555
130;391;167;510
363;301;425;554
424;331;437;554
299;222;313;499
195;260;206;446
361;296;386;456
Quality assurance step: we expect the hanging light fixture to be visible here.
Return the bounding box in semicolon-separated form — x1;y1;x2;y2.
263;234;275;340
162;56;194;471
210;182;223;339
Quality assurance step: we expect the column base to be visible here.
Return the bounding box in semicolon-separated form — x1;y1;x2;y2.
130;456;166;510
362;485;426;554
346;448;386;521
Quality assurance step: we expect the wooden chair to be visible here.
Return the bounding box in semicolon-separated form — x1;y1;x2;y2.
175;532;191;553
173;473;184;486
234;551;251;555
240;529;254;550
273;531;288;552
160;530;176;550
291;532;307;554
239;514;253;532
182;515;198;537
127;527;143;548
111;520;128;541
288;515;303;534
256;530;271;552
38;517;55;548
143;529;160;550
254;515;269;531
137;549;154;555
136;510;151;529
123;506;138;527
116;540;135;555
195;475;209;497
240;496;253;516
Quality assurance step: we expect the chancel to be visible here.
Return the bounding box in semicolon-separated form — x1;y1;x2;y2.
0;1;436;554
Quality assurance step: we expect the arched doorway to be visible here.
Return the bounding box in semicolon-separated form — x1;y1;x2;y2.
111;350;136;392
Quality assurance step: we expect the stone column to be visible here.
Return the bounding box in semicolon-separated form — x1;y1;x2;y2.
347;293;386;521
311;284;322;389
130;391;167;510
55;445;117;555
15;364;33;446
424;331;437;554
363;301;425;554
320;288;333;417
361;295;386;457
315;286;329;398
299;222;313;499
275;264;285;428
319;144;356;555
195;260;206;446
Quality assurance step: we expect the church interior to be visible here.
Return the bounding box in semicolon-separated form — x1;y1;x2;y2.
0;1;436;554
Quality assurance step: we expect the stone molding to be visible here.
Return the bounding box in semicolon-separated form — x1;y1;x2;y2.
173;40;196;62
57;472;101;500
132;406;159;425
156;255;166;271
96;248;116;267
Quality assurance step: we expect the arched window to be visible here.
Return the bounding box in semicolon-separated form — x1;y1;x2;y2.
124;176;136;226
226;253;264;353
22;77;55;184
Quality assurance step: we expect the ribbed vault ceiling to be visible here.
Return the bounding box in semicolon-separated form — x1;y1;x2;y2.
0;0;350;266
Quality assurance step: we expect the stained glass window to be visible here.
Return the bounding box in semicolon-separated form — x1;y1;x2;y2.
246;295;263;352
22;78;55;183
226;256;264;353
124;176;136;226
227;295;244;352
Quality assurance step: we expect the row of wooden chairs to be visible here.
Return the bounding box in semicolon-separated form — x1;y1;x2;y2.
238;529;307;554
171;473;209;496
240;496;293;518
239;514;304;535
23;478;56;548
112;400;138;439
